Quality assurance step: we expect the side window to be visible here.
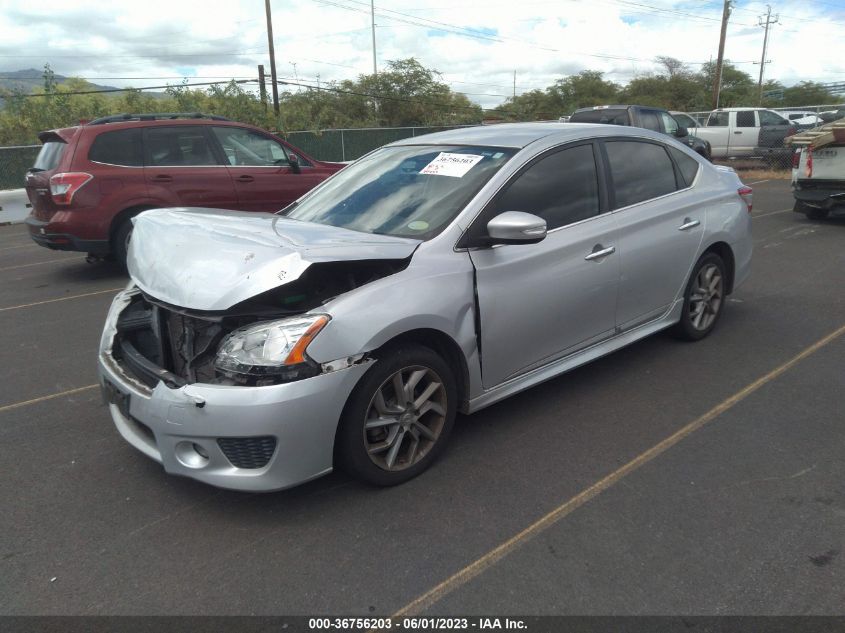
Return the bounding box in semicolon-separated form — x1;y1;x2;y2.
212;127;290;166
606;141;677;209
640;110;661;132
759;110;788;126
492;144;600;231
145;127;218;166
736;111;755;127
667;147;700;188
708;112;729;127
660;113;679;135
89;129;143;166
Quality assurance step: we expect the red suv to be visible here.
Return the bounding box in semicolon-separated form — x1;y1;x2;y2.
25;113;344;263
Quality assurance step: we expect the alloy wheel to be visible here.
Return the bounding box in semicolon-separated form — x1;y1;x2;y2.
688;263;723;331
362;365;447;471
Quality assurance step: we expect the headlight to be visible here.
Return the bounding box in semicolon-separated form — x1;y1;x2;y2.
215;314;330;380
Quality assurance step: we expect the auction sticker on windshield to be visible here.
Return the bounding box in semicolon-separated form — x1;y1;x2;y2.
420;152;484;177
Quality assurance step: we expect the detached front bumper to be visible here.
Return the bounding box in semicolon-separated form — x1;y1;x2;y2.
97;290;370;492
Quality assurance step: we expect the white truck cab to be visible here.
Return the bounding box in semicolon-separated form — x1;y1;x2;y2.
696;107;790;158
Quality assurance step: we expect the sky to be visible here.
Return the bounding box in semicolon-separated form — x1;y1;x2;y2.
1;0;844;110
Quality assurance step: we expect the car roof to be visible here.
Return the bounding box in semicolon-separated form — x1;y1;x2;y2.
389;122;666;150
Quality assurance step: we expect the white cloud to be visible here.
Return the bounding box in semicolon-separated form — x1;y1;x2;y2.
1;0;843;110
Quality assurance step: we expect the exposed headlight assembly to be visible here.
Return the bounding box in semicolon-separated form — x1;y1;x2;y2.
215;314;330;384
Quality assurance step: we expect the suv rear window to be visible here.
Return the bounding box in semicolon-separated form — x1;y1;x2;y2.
570;109;629;125
32;142;66;171
89;129;144;166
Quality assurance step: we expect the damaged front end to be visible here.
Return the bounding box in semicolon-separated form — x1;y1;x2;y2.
112;258;408;389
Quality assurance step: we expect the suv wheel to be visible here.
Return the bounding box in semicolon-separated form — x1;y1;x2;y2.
336;344;457;486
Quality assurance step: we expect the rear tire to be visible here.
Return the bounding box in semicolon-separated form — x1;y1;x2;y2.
335;344;457;487
111;219;134;267
673;253;727;341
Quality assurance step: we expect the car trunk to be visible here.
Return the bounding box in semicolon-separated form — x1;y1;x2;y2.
24;128;78;221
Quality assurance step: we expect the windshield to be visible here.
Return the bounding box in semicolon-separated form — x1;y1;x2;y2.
283;144;515;240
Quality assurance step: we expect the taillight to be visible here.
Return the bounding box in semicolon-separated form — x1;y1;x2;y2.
792;149;801;169
49;172;92;205
738;186;753;213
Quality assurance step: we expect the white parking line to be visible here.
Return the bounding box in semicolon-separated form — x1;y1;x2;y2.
0;287;123;313
0;257;77;272
746;179;770;185
0;243;33;252
753;208;792;219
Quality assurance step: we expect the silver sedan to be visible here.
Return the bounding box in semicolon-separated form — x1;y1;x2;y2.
98;123;753;491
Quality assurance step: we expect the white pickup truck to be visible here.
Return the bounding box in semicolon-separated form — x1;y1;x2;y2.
789;120;845;220
694;107;793;159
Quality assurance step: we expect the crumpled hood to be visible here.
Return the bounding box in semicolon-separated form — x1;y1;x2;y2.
127;207;420;311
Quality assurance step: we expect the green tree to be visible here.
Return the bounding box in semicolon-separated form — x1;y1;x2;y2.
697;61;756;107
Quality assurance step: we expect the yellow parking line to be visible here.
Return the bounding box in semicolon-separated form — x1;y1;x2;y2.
0;257;77;272
393;322;845;617
0;384;99;414
0;287;123;313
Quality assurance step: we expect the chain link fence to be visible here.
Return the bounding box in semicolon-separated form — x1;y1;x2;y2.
0;145;40;190
284;125;474;162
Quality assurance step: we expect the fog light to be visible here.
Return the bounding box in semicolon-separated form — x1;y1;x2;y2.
175;441;210;469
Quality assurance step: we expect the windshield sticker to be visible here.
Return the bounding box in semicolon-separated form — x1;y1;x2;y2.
407;221;429;231
420;152;484;178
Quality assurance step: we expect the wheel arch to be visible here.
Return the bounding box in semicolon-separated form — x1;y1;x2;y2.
370;328;471;412
109;203;159;246
701;240;735;294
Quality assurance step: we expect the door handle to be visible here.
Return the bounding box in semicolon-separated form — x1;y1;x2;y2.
151;175;173;183
733;131;743;134
236;175;255;183
584;245;615;261
678;218;700;231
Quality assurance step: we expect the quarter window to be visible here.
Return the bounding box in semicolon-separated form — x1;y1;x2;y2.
145;127;218;166
758;110;788;126
89;129;143;167
605;141;677;209
213;127;291;166
492;144;600;230
667;147;700;188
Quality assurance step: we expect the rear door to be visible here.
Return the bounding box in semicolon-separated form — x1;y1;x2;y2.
142;126;237;209
467;142;620;388
603;139;704;331
729;110;757;155
210;126;327;212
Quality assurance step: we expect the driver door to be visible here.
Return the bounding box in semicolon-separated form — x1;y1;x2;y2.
465;142;621;389
211;126;324;211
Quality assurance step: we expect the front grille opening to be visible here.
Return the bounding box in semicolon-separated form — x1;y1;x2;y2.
217;436;277;469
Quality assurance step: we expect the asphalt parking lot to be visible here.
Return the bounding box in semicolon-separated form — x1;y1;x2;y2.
1;179;843;617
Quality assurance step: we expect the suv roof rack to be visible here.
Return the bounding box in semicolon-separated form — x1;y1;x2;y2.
87;112;231;125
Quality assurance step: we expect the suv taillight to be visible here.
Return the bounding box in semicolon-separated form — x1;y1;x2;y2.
738;186;753;213
49;172;93;205
792;149;801;169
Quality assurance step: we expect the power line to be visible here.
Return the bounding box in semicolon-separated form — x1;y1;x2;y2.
10;79;257;98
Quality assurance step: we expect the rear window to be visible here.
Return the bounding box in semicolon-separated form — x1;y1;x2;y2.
89;129;144;166
32;142;66;171
570;109;629;125
736;111;755;127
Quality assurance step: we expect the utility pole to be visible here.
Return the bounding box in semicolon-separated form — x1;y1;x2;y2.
258;64;267;113
712;0;732;109
264;0;280;116
756;5;779;105
513;70;516;100
371;0;377;75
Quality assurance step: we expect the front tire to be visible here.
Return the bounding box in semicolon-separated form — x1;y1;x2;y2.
806;207;829;221
674;253;727;341
336;344;457;486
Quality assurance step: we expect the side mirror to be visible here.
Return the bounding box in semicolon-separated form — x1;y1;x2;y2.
674;126;689;138
486;211;547;245
288;153;301;174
